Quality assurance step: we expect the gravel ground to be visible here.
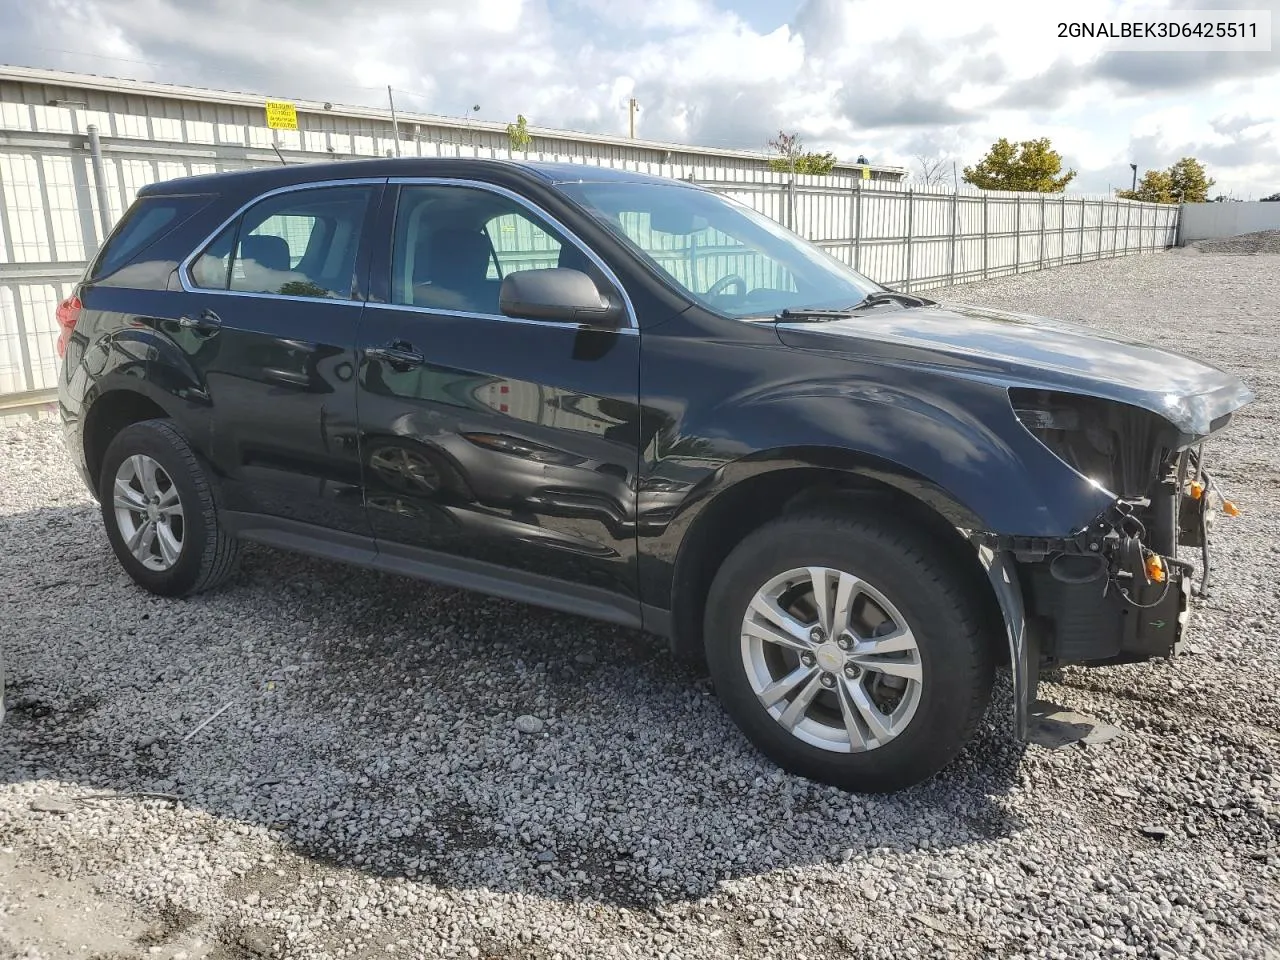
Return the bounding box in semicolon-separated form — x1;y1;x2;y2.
1185;230;1280;255
2;249;1278;960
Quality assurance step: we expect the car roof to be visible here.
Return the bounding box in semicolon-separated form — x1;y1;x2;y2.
138;157;684;197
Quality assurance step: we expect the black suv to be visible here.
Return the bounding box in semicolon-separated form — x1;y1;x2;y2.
57;159;1252;791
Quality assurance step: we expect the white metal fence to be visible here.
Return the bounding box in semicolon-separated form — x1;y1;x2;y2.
0;116;1178;409
1178;201;1280;243
713;178;1179;290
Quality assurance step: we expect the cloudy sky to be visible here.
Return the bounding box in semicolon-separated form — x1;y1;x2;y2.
2;0;1278;197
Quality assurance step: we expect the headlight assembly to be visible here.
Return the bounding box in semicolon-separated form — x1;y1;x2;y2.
1009;388;1180;499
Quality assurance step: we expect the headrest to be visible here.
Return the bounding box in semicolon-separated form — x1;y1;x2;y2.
241;234;291;273
423;229;492;281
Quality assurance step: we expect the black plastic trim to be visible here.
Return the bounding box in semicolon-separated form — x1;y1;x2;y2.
222;512;644;629
640;603;673;640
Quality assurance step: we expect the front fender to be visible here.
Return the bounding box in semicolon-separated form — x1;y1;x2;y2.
663;378;1114;540
637;333;1081;742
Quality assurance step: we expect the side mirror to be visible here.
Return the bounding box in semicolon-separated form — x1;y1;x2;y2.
499;268;625;328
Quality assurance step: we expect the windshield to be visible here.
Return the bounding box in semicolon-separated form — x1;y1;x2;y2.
556;179;882;318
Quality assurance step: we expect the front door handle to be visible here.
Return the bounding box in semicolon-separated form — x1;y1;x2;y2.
177;309;222;335
366;341;425;370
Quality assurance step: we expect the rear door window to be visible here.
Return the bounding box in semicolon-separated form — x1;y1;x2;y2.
188;185;374;299
190;222;236;289
90;194;210;280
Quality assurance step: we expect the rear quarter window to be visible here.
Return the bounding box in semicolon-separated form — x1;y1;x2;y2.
89;194;211;282
189;185;373;299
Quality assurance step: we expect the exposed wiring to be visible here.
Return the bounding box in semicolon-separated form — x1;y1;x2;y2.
1174;449;1189;563
1200;503;1211;597
1195;458;1213;597
1112;572;1173;609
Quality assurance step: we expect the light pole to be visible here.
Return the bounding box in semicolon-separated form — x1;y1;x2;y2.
1129;163;1138;193
463;104;480;147
50;98;112;247
387;86;402;157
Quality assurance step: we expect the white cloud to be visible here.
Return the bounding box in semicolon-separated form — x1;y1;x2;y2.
1;0;1277;196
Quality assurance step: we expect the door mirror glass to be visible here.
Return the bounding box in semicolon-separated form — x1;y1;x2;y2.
499;268;625;327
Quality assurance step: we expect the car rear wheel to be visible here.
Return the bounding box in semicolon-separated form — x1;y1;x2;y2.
98;419;239;597
704;510;995;792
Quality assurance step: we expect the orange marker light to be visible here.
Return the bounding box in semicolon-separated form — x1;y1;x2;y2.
1223;500;1240;517
1145;554;1166;583
1190;480;1205;500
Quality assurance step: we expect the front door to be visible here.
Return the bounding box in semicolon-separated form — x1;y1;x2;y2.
180;181;383;535
355;181;643;609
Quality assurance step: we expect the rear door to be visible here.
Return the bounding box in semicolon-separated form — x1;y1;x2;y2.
178;180;384;535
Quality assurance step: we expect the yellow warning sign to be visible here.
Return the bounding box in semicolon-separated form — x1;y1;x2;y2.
265;100;298;131
861;166;871;180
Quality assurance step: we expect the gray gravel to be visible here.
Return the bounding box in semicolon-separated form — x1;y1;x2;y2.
2;249;1279;960
1186;230;1280;255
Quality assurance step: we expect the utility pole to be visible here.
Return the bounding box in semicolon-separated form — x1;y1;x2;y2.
628;97;639;138
1129;162;1138;193
86;125;113;242
462;104;480;147
387;86;402;157
787;146;796;230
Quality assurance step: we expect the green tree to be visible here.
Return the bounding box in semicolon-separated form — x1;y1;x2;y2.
1167;157;1215;203
506;114;532;151
1117;158;1213;203
962;137;1076;192
277;280;332;298
768;152;837;175
1117;169;1175;203
766;131;838;176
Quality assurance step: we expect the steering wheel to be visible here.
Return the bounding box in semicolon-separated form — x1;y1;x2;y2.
705;274;747;298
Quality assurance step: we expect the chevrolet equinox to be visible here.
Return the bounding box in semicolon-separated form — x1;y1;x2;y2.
56;159;1253;791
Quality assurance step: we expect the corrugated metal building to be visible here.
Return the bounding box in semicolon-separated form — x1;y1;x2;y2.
0;66;905;180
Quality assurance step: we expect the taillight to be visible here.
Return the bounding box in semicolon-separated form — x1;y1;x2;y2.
55;294;82;358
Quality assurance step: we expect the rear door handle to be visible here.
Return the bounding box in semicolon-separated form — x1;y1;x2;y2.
177;310;222;335
366;341;425;370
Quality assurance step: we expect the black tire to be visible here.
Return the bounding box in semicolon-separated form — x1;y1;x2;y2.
98;419;239;597
704;510;995;793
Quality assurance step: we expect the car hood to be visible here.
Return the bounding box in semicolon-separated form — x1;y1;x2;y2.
775;301;1254;437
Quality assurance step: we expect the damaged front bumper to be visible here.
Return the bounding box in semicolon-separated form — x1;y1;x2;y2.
977;456;1234;740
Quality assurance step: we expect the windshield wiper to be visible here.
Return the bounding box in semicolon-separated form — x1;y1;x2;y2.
775;291;936;322
851;291;935;310
776;307;857;322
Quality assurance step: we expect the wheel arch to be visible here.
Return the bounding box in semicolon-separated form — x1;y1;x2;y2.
81;385;176;494
665;451;1005;671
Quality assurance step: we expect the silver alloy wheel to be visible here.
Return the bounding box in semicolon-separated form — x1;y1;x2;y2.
741;566;924;753
113;454;184;572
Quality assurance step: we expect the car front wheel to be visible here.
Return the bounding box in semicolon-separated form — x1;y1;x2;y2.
704;510;995;792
